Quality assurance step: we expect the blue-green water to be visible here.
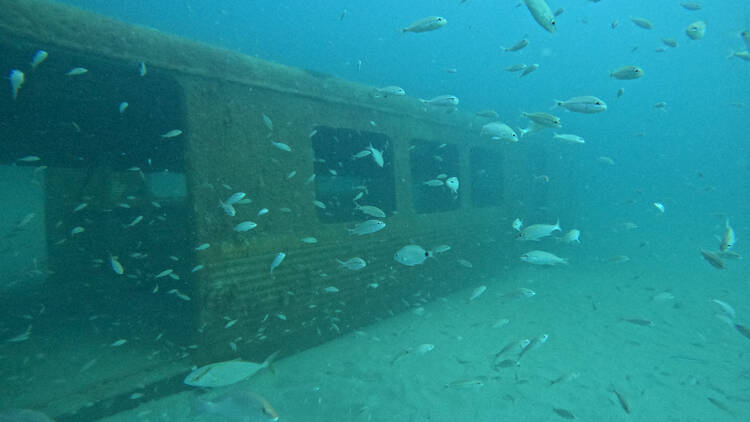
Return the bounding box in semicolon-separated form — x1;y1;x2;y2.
1;1;749;421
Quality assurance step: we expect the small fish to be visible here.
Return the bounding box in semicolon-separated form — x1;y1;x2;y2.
351;150;372;159
685;21;706;40
261;113;273;131
195;243;210;251
512;218;523;232
505;63;527;72
366;143;384;167
444;377;487;389
423;179;444;187
402;16;447;33
348;219;386;235
271;141;292;152
521;250;568;266
323;286;339;293
553;133;585;144
394;245;433;266
611;388;631;414
445;177;459;195
518;333;549;359
476;109;499;118
192;390;279;421
118;102;129;113
9;69;24;100
137;61;147;77
555;96;607;113
521;112;561;128
719;217;736;252
653;202;665;213
558;229;581;244
73;203;88;212
270;252;286;274
420;95;459;107
711;299;736;319
300;237;318;244
680;2;702;10
374;85;406;97
610;65;644;80
617;87;625;98
700;249;725;269
192;265;204;273
662;38;679;48
355;203;386;218
621;318;654;327
337;257;367;271
552;408;576;420
416;344;435;355
313;200;326;209
631;17;653;29
110;255;124;275
30;50;48;69
69;226;85;235
16;155;40;162
469;285;487;301
735;323;750;341
234;221;258;232
160;129;183;138
433;244;451;254
457;259;473;268
111;339;127;347
126;215;143;227
519;63;539;77
503;38;529;52
66;67;88;76
257;208;269;217
523;0;557;33
519;219;561;241
481;122;518;142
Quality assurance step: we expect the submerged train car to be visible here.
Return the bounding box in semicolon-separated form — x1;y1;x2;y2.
0;0;547;419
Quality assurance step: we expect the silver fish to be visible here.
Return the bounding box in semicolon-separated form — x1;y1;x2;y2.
520;250;568;266
355;203;386;218
524;0;556;33
503;38;529;52
192;390;279;422
420;95;459;107
337;257;367;270
610;66;644;80
402;16;447;33
270;252;285;274
518;220;561;241
394;245;433;266
686;21;706;40
348;219;386;235
481;122;518;142
555;96;607;113
184;351;279;387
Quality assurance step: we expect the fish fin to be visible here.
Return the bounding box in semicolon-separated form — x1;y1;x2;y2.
263;350;281;374
518;127;529;138
554;218;561;231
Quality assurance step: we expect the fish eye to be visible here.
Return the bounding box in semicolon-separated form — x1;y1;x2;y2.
551;20;556;26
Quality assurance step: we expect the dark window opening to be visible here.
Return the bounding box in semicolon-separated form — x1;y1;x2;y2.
310;126;395;223
409;139;460;213
470;147;504;207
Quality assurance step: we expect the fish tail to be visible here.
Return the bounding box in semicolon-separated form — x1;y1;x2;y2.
554;218;561;231
263;350;281;374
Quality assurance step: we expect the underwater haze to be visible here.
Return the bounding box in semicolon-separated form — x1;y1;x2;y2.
2;0;750;421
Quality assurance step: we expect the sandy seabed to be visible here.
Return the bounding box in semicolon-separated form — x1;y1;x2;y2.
100;259;750;422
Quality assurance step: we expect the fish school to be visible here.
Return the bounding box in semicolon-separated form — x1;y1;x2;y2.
0;0;553;419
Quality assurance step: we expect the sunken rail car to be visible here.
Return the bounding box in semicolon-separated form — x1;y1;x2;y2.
0;0;543;419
